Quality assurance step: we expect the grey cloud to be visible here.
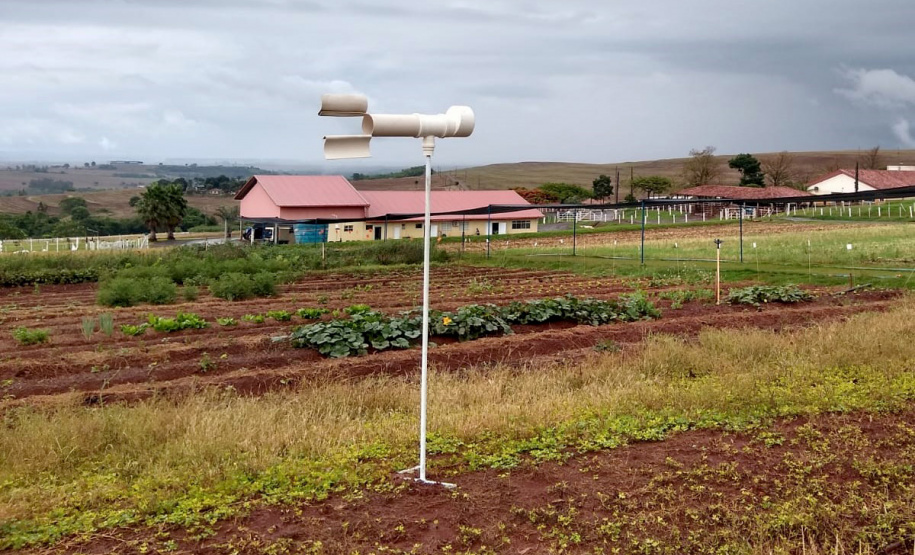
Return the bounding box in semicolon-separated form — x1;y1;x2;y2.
1;0;914;164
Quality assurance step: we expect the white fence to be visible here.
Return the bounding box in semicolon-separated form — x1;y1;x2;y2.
0;234;149;254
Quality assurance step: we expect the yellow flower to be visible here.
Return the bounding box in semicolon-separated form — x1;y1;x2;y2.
442;316;453;326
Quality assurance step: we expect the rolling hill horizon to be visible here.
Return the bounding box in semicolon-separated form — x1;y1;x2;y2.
1;149;913;217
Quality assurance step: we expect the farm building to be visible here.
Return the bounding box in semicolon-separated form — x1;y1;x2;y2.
806;168;915;195
234;175;543;243
673;185;812;218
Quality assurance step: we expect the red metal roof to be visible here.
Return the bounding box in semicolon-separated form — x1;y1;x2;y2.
234;175;369;207
676;185;812;199
361;190;544;221
807;169;915;190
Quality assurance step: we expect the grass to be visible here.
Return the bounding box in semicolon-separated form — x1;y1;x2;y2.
466;222;915;289
791;199;915;222
4;301;915;548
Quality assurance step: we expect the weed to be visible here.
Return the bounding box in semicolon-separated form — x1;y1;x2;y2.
199;353;216;373
316;294;329;305
181;286;199;302
12;327;49;345
465;277;502;296
594;339;621;353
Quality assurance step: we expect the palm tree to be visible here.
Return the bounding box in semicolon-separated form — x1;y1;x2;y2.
214;205;240;239
135;182;188;241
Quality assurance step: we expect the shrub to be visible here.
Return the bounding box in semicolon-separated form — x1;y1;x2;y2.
181;286;199;302
144;277;178;305
97;277;176;307
12;327;49;345
209;272;276;301
251;272;277;297
727;285;813;306
97;278;141;307
209;273;253;301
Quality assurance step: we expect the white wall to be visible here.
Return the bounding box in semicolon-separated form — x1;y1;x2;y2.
807;174;876;196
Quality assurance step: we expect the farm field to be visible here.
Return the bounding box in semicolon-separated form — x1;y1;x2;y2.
1;229;915;553
2;266;894;407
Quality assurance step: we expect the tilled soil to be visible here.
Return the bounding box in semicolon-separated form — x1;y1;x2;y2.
0;266;898;408
38;408;915;554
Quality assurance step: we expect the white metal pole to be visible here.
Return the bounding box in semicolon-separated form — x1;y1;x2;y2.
419;135;434;483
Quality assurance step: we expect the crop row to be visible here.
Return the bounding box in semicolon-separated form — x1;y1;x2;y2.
289;294;662;358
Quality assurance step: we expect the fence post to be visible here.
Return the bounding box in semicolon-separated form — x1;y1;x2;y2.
640;200;646;265
572;209;577;256
739;203;744;263
486;205;492;259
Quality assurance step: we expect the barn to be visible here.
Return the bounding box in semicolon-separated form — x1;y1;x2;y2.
234;175;543;243
806;168;915;195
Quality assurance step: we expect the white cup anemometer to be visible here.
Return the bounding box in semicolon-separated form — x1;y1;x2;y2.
319;94;475;159
318;93;474;488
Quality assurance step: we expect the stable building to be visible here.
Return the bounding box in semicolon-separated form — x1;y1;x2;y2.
673;185;812;217
234;175;543;243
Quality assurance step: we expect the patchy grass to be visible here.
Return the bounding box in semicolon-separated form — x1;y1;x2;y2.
3;300;915;548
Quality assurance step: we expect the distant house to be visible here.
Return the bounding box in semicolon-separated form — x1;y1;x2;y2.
234;175;543;243
807;169;915;195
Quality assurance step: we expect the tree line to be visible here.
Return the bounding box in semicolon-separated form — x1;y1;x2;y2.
515;146;887;205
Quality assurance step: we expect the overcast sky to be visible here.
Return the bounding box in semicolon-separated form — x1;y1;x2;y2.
2;0;915;168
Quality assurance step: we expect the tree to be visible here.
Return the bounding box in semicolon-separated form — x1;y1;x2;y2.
682;146;722;187
135;182;187;241
861;146;882;170
69;206;91;222
761;151;796;187
58;196;88;217
214;205;240;238
539;183;592;204
591;174;613;201
728;153;765;187
631;176;672;198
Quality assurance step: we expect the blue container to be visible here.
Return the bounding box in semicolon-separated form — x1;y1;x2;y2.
293;224;328;244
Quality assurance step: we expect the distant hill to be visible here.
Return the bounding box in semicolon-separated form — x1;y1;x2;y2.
351;150;915;193
0;189;236;219
0;163;270;194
